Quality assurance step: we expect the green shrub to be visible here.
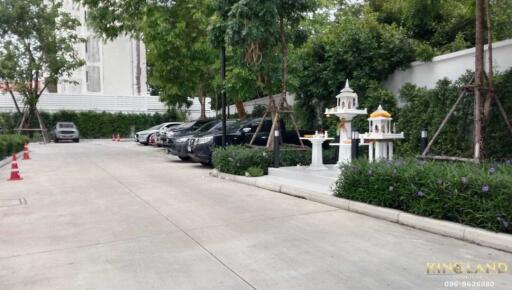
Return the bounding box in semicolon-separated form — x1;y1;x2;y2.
212;145;338;176
336;158;512;233
397;69;512;159
212;146;272;175
0;109;185;139
246;166;264;177
0;135;30;160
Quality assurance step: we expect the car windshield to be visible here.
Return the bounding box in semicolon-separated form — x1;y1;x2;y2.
209;120;236;132
225;119;251;133
148;124;165;130
58;123;75;128
196;121;220;133
172;121;197;130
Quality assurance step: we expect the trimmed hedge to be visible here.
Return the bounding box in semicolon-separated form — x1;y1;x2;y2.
0;135;30;160
0;109;185;139
212;145;337;176
336;158;512;233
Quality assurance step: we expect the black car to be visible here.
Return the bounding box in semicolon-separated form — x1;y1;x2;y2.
167;120;225;160
188;117;280;165
162;119;212;148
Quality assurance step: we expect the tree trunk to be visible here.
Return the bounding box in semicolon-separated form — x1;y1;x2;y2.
483;0;493;121
135;40;142;95
235;100;247;118
279;15;288;104
474;0;485;161
199;95;207;120
8;89;21;114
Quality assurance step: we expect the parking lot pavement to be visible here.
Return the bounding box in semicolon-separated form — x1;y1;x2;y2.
0;140;511;290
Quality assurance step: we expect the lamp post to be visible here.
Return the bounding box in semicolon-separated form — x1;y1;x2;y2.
220;0;227;147
274;129;280;168
420;129;428;154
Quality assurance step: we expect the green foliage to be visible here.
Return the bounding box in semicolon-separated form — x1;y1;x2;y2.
369;0;512;55
0;134;29;160
0;110;184;139
212;145;337;175
246;166;265;177
293;7;414;129
336;158;512;233
251;105;266;117
213;145;272;175
143;0;217;116
82;0;216;118
396;69;512;159
0;0;84;108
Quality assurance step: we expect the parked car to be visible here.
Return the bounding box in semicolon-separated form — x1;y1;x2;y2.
155;122;182;146
162;119;212;148
135;122;181;145
188;117;280;165
168;120;235;160
51;122;80;143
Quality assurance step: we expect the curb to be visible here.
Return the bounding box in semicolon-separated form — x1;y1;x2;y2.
209;170;512;253
0;151;23;169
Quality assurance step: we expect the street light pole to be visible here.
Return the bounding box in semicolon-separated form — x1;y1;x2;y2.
221;44;227;147
220;0;227;147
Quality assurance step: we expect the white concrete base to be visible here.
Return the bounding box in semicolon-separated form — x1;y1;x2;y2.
266;165;340;195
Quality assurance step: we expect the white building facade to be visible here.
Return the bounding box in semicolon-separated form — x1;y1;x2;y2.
58;0;148;96
0;0;212;120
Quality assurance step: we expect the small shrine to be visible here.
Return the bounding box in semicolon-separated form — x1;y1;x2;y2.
325;80;367;164
300;131;333;170
359;105;404;162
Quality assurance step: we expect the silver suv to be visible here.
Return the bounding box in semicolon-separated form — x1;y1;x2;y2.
52;122;80;143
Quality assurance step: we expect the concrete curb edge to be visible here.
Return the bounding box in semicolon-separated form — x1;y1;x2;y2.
0;151;24;169
209;170;512;253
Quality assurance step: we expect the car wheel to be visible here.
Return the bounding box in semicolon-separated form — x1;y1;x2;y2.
74;138;79;143
54;138;59;143
200;160;212;166
178;156;190;161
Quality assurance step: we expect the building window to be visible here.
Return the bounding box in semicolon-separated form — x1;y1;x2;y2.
86;66;101;92
86;37;100;63
85;37;101;93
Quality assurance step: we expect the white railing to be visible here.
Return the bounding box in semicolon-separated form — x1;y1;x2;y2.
0;93;213;120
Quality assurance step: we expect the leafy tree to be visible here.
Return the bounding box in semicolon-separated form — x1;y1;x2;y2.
368;0;512;56
143;0;217;119
0;0;84;134
293;6;415;129
223;0;316;99
81;0;215;119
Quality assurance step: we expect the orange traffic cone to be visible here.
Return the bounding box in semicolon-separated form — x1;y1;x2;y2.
112;134;116;141
116;134;121;142
23;143;30;160
8;154;22;181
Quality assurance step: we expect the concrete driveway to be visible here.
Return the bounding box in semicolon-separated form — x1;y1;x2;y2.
0;140;511;290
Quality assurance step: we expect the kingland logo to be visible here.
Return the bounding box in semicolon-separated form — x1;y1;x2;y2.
426;262;508;275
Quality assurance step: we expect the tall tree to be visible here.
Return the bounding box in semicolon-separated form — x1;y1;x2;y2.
81;0;217;118
0;0;84;139
143;0;217;119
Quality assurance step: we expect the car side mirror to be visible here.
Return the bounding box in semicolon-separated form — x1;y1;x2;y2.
242;127;252;133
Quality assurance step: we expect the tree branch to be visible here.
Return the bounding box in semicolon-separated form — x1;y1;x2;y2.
6;83;21;114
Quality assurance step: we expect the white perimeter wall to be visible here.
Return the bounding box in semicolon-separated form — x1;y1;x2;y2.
384;39;512;96
0;94;213;121
226;93;295;115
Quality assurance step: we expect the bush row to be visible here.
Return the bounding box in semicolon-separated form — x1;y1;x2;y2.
0;109;185;139
336;158;512;233
212;145;337;176
0;134;30;160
